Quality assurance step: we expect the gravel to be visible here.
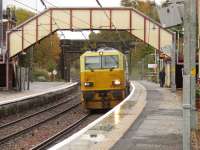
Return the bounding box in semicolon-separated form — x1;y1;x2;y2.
0;88;105;150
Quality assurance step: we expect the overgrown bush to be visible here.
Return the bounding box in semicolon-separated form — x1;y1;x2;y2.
196;88;200;98
32;69;49;82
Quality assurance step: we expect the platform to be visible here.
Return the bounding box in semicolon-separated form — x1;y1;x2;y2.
0;82;77;105
192;111;200;149
111;81;182;150
49;81;182;150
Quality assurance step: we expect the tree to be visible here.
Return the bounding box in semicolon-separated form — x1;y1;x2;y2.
14;7;35;25
33;33;61;70
89;31;131;42
121;0;138;8
120;0;157;79
121;0;159;21
87;31;134;53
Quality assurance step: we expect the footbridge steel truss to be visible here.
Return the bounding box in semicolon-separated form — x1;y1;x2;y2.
5;7;176;90
7;7;175;57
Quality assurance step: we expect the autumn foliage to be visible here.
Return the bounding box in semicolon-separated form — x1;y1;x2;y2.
121;0;159;21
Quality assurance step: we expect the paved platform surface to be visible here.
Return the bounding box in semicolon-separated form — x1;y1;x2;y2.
192;111;200;149
199;111;200;129
0;82;74;105
111;81;183;150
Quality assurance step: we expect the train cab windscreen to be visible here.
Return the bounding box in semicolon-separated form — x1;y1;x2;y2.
85;55;118;70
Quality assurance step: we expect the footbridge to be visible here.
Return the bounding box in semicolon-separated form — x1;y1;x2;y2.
5;7;176;90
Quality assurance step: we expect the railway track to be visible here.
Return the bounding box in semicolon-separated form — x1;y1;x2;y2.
31;114;90;150
0;94;81;145
0;94;79;129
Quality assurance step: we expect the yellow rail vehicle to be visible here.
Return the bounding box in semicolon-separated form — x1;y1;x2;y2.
80;48;129;109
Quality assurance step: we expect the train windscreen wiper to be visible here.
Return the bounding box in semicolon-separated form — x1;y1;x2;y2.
85;64;94;72
110;56;119;66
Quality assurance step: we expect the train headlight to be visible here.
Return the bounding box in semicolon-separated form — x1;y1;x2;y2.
84;82;94;87
99;51;103;55
113;80;121;86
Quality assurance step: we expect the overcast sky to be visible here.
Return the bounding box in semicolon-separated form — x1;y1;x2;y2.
4;0;165;11
4;0;165;39
4;0;121;11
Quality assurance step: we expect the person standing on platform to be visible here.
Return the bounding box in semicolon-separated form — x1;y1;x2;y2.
159;68;165;87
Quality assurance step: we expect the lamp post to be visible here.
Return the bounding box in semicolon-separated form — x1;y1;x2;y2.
183;0;198;150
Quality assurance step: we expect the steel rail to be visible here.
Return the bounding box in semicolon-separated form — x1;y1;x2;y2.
31;114;90;150
0;101;82;145
0;93;80;129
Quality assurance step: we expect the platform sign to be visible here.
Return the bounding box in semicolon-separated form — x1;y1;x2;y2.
148;64;157;69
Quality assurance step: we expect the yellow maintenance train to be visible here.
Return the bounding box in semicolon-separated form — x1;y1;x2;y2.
80;47;130;110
